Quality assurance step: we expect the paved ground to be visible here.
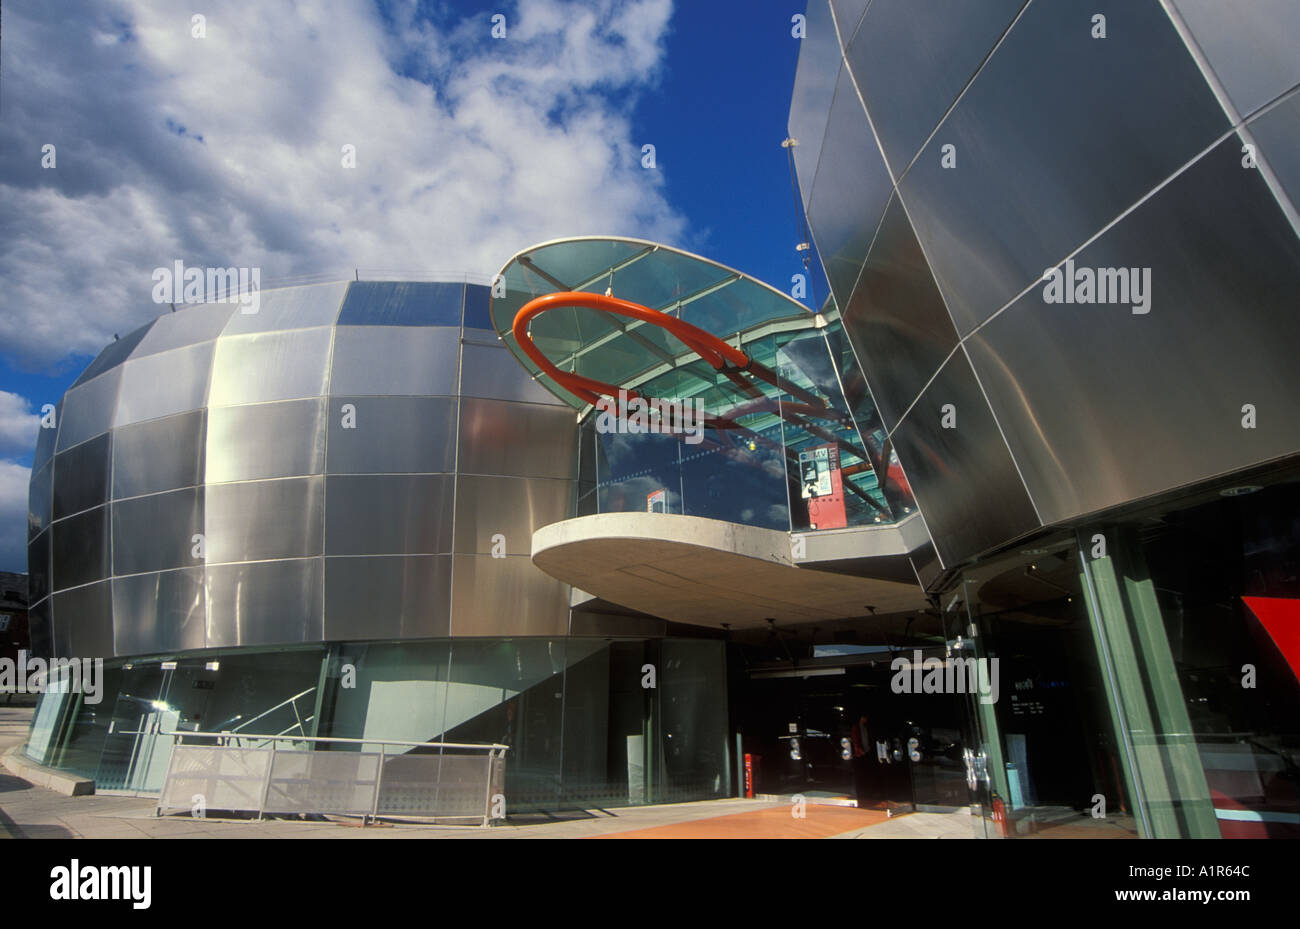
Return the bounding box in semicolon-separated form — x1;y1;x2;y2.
0;707;976;839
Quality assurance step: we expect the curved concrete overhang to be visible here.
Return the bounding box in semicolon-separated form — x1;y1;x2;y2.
532;513;931;629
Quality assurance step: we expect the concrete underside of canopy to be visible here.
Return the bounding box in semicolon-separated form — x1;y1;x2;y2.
531;513;931;629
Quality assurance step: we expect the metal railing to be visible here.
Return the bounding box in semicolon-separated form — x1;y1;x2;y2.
156;732;508;827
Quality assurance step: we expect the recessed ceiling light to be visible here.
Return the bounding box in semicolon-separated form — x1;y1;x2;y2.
1220;485;1262;497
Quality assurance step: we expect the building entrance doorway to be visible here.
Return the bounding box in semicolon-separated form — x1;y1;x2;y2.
735;649;972;813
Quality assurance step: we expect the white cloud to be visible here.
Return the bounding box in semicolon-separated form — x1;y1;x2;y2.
0;0;684;369
0;460;31;574
0;391;40;460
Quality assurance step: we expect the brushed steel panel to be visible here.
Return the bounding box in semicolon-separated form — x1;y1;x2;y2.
845;0;1025;176
452;475;573;554
324;474;453;555
898;0;1229;335
205;399;325;483
133;302;234;358
111;488;204;575
965;132;1300;524
52;580;113;660
830;0;869;45
449;554;570;636
28;461;51;539
112;568;206;656
115;341;214;427
841;193;961;430
208;327;333;407
205;558;324;648
33;400;60;471
57;367;122;451
52;433;110;520
51;505;109;591
325;396;457;474
221;281;347;334
458;398;578;480
806;64;893;310
27;598;52;661
70;323;152;388
329;326;460;397
204;477;324;564
788;0;841;208
460;343;560;405
1248;89;1300;221
112;410;205;499
323;555;451;641
888;351;1039;566
337;281;464;326
1172;0;1300;118
28;530;50;603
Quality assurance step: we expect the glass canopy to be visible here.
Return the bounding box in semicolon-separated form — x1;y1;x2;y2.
491;237;815;406
494;238;916;529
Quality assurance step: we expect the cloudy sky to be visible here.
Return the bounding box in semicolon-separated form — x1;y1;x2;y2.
0;0;812;574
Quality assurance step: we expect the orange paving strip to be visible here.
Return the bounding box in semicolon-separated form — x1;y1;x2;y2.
595;804;890;839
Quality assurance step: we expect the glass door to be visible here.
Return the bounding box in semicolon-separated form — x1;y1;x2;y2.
942;584;1000;838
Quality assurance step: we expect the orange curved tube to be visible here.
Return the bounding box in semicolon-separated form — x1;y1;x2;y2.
513;291;750;406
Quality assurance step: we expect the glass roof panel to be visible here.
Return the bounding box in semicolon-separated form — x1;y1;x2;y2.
491;238;813;410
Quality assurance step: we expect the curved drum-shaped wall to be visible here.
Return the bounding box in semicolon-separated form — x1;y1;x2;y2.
27;279;577;661
791;0;1300;567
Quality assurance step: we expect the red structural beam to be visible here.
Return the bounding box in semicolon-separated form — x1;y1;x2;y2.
512;291;750;407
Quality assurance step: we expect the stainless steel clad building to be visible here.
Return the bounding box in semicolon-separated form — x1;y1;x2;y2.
20;0;1300;837
786;0;1300;837
22;278;731;810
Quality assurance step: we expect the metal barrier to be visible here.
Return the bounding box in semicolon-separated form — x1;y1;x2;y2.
155;732;508;827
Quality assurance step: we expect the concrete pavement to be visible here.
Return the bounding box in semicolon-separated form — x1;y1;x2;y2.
0;707;976;839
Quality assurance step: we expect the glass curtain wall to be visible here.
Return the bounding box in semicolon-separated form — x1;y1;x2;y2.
1080;476;1300;838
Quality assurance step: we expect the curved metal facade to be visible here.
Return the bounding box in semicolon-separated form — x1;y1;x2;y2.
792;0;1300;567
27;280;577;660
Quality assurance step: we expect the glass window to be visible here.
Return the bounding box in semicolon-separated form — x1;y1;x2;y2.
463;284;492;330
337;281;464;326
1129;478;1300;837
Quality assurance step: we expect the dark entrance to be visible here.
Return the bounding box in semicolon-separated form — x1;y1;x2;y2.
733;638;972;813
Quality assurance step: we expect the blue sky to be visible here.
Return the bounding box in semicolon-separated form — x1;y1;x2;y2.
0;0;826;573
